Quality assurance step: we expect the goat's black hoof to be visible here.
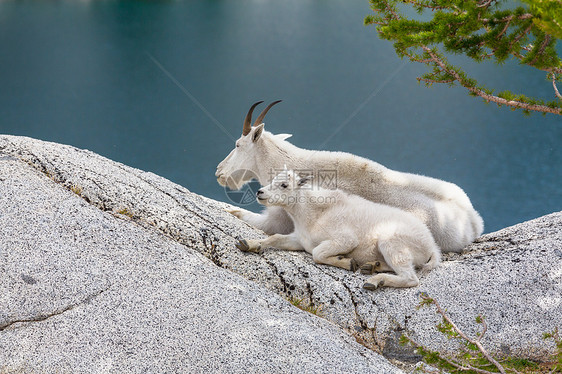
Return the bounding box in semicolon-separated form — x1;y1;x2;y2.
363;282;377;290
363;279;384;290
360;264;373;275
235;239;250;252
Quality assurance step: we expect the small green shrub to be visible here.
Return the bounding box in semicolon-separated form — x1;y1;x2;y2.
543;328;562;372
288;297;323;317
116;208;134;218
402;294;560;374
70;184;82;196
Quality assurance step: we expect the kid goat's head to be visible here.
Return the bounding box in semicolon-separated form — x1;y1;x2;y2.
215;100;289;190
256;168;312;207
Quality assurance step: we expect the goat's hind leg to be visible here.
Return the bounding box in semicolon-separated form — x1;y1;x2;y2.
311;239;359;271
363;271;419;290
363;239;419;289
359;260;393;275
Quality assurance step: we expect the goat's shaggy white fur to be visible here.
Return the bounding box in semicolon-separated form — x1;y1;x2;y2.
236;169;441;289
216;119;484;253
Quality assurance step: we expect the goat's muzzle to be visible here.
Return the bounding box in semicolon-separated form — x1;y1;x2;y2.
256;189;267;201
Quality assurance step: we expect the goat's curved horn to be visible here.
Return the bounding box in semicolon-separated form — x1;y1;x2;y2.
243;101;264;136
253;100;282;127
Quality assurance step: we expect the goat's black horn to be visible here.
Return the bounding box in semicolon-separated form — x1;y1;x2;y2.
253;100;282;127
243;101;264;136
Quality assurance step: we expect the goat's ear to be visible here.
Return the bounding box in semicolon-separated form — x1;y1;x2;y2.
252;124;265;142
275;133;292;141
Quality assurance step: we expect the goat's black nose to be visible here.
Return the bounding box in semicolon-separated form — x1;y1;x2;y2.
256;189;264;197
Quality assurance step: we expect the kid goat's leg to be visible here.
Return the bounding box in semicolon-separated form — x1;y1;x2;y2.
236;232;304;253
360;260;393;275
363;239;419;289
364;270;419;289
227;206;294;235
311;239;359;271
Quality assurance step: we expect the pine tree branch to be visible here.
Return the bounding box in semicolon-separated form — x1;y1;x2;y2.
420;294;508;374
528;34;552;66
368;0;562;115
478;317;488;343
496;18;513;40
514;49;562;74
480;14;534;23
470;15;561;75
477;0;496;9
408;0;448;11
553;74;562;99
407;336;506;374
514;24;534;45
505;24;534;62
441;356;504;374
421;46;562;115
418;77;456;84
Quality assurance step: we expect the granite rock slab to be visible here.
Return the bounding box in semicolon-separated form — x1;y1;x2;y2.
1;135;560;365
0;146;401;373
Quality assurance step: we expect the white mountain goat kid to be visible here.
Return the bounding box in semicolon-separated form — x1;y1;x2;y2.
216;101;484;253
236;169;441;289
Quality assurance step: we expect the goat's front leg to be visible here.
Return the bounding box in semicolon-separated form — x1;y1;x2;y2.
227;206;294;235
311;239;359;271
236;232;304;254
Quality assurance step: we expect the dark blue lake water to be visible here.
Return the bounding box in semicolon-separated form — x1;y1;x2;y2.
1;0;560;233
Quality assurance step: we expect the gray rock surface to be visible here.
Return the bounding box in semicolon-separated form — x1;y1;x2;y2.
1;135;560;368
0;141;402;373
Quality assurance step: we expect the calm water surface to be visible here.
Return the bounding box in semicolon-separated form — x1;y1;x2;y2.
0;0;560;233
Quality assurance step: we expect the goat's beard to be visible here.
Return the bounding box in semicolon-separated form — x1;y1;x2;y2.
219;177;242;190
221;176;250;190
216;175;234;188
221;169;259;190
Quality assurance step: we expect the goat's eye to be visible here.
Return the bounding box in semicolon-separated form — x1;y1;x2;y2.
280;183;288;189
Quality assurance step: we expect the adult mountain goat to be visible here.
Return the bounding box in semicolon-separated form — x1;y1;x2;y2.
236;169;441;289
216;101;484;253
